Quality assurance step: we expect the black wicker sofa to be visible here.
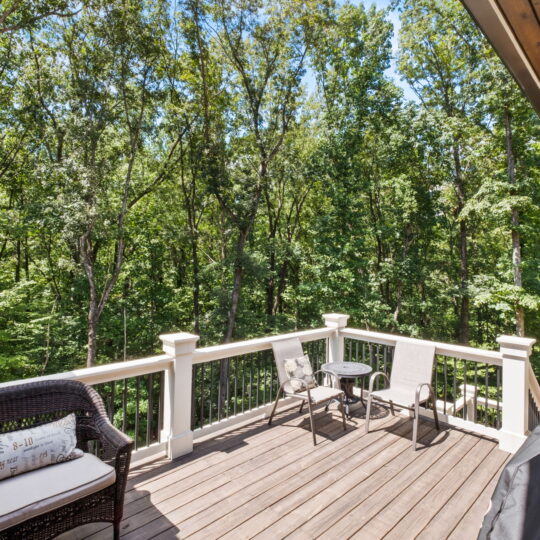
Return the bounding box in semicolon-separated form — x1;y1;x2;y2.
0;379;133;539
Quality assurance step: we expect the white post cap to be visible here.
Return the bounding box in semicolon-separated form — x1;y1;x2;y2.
497;335;536;360
160;332;199;357
323;313;350;328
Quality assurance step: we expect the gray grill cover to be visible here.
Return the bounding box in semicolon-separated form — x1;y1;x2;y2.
478;427;540;540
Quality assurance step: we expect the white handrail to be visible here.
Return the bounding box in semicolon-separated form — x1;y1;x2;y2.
192;327;333;364
341;328;502;365
0;354;171;388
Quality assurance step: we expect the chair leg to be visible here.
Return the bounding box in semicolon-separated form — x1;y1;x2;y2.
307;398;317;446
430;387;440;430
339;394;346;430
113;522;120;540
412;397;420;451
268;388;282;425
365;394;373;434
389;400;395;416
299;401;304;414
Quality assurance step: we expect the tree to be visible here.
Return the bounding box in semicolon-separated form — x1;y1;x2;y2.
17;1;188;366
398;0;486;344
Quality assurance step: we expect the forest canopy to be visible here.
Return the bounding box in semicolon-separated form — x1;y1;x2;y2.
0;0;538;381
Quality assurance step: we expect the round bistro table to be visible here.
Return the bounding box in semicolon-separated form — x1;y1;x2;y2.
321;361;373;416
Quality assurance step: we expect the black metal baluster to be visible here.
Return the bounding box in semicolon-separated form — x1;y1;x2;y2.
234;359;238;416
209;362;214;424
435;356;439;402
242;356;246;414
443;357;448;415
256;353;261;408
199;363;204;428
484;364;489;427
146;374;153;447
158;371;164;435
135;376;140;450
453;358;458;414
463;361;467;420
249;354;253;410
474;363;478;425
217;360;223;422
263;353;267;405
496;366;501;429
122;378;128;433
270;356;274;402
109;381;116;424
226;359;231;419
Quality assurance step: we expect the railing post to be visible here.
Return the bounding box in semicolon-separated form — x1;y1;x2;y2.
497;335;536;453
160;332;199;459
323;313;349;363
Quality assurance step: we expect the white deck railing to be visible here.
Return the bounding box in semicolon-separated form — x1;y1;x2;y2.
0;313;536;462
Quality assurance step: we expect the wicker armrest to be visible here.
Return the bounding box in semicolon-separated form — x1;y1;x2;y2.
94;416;133;460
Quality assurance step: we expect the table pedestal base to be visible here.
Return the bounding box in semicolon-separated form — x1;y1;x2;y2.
326;378;365;417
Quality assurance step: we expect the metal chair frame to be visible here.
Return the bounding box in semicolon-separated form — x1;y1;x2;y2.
268;368;347;446
365;371;440;451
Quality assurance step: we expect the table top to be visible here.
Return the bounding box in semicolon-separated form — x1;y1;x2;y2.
321;361;372;377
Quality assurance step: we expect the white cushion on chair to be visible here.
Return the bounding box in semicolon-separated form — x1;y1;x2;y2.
0;453;116;531
371;386;430;408
291;385;344;404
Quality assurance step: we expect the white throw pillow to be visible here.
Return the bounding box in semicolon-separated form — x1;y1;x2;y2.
0;413;83;480
284;355;316;392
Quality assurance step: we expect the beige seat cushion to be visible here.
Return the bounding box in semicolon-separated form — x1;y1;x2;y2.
371;386;430;408
0;453;116;531
289;385;344;404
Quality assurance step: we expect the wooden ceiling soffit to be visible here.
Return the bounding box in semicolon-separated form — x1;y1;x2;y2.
460;0;540;116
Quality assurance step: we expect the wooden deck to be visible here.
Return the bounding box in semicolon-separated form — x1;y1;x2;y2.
65;403;509;539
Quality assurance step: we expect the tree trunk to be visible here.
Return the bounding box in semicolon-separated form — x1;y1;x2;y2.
86;308;98;368
453;142;469;345
218;228;249;413
504;107;525;336
274;258;288;315
224;228;248;343
266;247;276;320
192;235;201;335
458;220;469;344
15;239;20;282
393;281;402;324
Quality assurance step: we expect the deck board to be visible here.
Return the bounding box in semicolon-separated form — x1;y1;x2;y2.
66;403;508;540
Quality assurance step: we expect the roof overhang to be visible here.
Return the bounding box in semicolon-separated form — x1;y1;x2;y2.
460;0;540;116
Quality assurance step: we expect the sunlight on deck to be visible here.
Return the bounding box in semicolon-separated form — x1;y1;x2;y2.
61;404;509;539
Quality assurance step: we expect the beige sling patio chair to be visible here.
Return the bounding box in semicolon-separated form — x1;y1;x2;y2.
365;341;440;450
268;337;347;445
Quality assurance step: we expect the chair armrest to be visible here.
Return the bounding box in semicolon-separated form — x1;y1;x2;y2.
313;369;340;388
94;415;134;463
368;371;390;393
415;382;434;405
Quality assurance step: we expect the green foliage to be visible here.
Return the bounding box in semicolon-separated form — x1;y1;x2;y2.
0;0;539;382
